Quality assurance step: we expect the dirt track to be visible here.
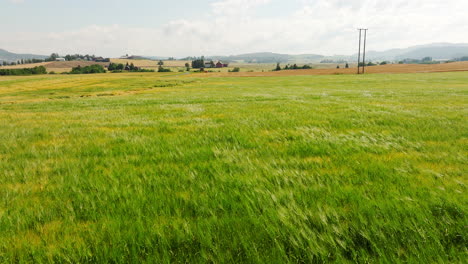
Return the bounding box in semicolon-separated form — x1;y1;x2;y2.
200;61;468;77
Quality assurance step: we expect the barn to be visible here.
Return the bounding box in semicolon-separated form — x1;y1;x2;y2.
216;61;229;68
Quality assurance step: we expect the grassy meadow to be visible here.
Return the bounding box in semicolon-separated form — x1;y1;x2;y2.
0;72;466;262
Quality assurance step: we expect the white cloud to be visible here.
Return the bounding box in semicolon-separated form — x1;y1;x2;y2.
1;0;468;57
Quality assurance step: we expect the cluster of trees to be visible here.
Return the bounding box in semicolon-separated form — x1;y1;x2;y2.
45;53;60;61
454;56;468;61
358;62;377;67
158;66;171;72
108;62;155;72
1;58;45;66
320;59;347;64
336;63;350;69
191;57;205;69
64;54;108;62
0;66;47;76
285;64;312;70
182;56;200;61
398;57;438;64
70;65;106;74
0;53;110;66
273;63;313;71
0;53;112;66
108;63;126;71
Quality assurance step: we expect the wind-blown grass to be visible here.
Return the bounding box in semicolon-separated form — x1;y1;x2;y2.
0;72;466;262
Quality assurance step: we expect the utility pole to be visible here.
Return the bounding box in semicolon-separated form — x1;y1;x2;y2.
357;28;368;74
357;30;362;74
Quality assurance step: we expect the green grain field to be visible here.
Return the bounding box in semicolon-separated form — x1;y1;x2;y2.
0;72;466;263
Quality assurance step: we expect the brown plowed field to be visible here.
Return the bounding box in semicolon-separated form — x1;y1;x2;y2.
45;61;108;68
200;61;468;77
0;62;51;69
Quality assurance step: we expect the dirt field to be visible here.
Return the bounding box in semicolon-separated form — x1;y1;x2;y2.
0;62;51;69
200;61;468;77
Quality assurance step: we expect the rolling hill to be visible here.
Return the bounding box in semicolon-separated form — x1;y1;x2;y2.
2;42;468;65
364;43;468;61
208;52;324;63
200;44;468;63
0;49;47;63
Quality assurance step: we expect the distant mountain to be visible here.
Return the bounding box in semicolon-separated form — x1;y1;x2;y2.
0;49;47;63
361;43;468;61
209;52;323;63
206;43;468;63
3;42;468;65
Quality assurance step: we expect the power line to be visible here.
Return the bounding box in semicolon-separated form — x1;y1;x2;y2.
357;29;368;74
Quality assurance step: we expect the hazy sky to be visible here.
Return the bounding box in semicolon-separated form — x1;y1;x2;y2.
2;0;467;57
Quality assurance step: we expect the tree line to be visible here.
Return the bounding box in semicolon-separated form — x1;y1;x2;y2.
2;58;45;66
70;65;107;74
191;57;205;69
108;62;155;72
0;66;47;76
0;53;111;67
273;63;313;71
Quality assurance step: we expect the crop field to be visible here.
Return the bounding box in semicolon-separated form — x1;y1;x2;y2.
111;59;191;69
0;72;466;262
0;61;109;74
206;61;468;77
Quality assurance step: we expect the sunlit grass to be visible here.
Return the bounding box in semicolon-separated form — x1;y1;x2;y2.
0;72;466;262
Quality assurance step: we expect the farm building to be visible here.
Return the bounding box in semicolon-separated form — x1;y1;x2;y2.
55;58;66;61
216;61;229;68
94;57;110;62
204;61;215;68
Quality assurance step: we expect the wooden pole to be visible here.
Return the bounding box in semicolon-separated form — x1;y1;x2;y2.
358;29;362;74
363;29;367;74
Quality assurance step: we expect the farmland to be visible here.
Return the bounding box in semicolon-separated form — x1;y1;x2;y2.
0;71;467;262
2;60;468;76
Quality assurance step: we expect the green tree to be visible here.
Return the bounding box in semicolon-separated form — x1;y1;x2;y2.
275;63;281;71
191;58;204;69
47;53;60;61
422;57;433;62
158;60;164;66
70;64;106;74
